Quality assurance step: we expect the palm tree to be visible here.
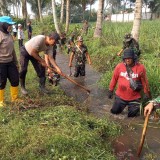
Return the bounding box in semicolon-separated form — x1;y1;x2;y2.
27;0;50;20
15;0;20;18
94;0;105;37
131;0;142;41
89;0;96;20
60;0;65;24
0;0;7;15
52;0;61;34
22;0;27;25
65;0;70;33
38;0;43;22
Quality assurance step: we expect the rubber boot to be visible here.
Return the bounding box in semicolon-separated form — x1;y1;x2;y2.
39;77;50;94
10;86;23;102
20;78;28;95
0;89;5;107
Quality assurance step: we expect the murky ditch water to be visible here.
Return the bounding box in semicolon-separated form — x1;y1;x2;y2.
56;52;160;160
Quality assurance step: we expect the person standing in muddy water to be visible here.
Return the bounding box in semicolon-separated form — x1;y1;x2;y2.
108;48;151;117
69;36;91;77
67;32;76;54
117;33;141;58
144;96;160;116
59;32;66;50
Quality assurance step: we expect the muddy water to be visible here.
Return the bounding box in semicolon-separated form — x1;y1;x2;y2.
56;52;160;160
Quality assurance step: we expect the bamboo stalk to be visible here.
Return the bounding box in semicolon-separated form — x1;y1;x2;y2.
48;67;90;93
137;112;150;157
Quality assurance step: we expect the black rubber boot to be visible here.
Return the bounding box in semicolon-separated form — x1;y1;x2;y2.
20;78;28;95
39;77;50;94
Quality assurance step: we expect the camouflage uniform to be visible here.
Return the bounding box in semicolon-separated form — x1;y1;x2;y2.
72;44;88;77
67;34;75;54
123;34;141;57
82;20;89;35
151;96;160;109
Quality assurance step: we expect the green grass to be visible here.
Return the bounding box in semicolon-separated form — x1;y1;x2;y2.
0;106;121;160
82;20;160;98
2;18;159;159
0;24;122;159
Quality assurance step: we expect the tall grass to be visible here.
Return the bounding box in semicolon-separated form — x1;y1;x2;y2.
83;20;160;98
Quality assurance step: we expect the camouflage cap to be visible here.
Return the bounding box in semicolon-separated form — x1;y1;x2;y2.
77;36;83;42
124;33;132;41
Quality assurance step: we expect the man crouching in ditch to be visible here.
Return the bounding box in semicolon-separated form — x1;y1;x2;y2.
108;48;151;117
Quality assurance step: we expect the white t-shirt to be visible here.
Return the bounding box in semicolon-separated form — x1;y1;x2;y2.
25;35;53;56
12;25;17;33
17;28;24;39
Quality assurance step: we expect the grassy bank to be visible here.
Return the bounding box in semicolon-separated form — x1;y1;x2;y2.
1;19;159;159
0;22;122;159
0;105;121;159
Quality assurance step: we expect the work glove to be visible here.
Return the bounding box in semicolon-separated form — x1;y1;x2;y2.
108;90;113;99
143;94;151;103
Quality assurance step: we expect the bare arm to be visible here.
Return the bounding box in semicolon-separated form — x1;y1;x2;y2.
117;49;123;56
69;52;74;67
44;54;50;66
48;54;62;75
144;102;154;117
86;52;91;65
30;49;47;67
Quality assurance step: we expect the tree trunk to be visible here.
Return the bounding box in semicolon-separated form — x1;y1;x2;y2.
65;0;70;33
81;1;86;21
13;4;16;16
94;0;104;37
0;0;6;15
52;0;61;34
18;2;21;18
89;4;92;21
131;0;142;41
60;0;65;24
22;0;27;27
15;0;19;18
38;0;43;22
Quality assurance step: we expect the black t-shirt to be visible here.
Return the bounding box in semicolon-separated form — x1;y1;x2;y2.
27;24;32;33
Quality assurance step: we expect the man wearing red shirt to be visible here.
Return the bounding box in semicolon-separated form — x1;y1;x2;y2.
108;48;151;117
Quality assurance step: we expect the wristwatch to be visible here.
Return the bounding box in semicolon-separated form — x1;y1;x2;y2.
149;100;156;107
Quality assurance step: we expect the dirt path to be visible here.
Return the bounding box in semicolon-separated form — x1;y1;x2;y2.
56;52;160;160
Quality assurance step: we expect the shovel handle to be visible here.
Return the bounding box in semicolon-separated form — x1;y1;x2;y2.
48;66;90;93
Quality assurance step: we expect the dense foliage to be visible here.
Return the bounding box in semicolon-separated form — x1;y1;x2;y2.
82;20;160;99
